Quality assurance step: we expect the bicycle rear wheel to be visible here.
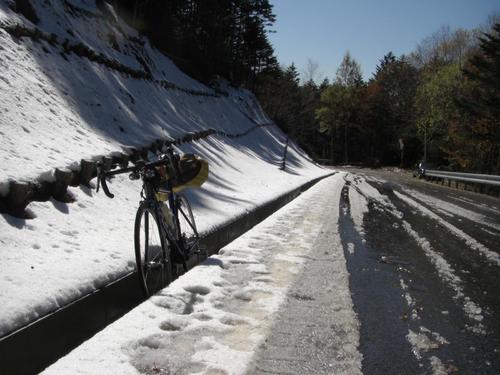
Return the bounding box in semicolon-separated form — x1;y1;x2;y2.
176;195;201;259
134;203;172;297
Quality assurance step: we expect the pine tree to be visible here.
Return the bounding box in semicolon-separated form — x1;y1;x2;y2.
459;23;500;172
370;52;419;165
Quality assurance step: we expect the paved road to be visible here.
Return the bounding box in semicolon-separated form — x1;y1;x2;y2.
343;168;499;374
250;168;499;375
247;193;361;375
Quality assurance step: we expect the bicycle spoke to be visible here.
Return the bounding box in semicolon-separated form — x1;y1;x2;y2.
175;196;199;259
135;207;167;297
144;212;149;262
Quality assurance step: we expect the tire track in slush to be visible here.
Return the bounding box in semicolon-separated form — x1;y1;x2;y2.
394;191;500;267
347;175;487;334
343;174;491;373
341;176;428;373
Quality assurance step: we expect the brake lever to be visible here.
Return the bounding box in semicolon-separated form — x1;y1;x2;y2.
101;175;114;198
96;163;114;198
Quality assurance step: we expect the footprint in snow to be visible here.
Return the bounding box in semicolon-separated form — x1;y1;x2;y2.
233;290;252;301
0;76;10;85
184;285;210;295
152;295;194;315
159;321;184;331
220;315;247;326
193;313;212;321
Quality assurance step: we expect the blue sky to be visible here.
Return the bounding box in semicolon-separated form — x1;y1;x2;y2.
268;0;500;82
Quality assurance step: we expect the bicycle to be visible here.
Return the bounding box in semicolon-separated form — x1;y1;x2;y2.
96;148;205;297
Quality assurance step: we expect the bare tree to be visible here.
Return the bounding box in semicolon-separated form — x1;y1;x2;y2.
336;51;363;87
409;25;477;68
301;58;323;84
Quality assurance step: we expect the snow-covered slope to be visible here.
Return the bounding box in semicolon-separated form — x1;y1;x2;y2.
0;0;328;337
0;0;268;183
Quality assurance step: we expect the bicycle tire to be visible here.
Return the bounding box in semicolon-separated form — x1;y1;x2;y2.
176;195;202;260
134;203;172;297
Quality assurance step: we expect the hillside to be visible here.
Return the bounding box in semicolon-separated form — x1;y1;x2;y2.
0;0;328;338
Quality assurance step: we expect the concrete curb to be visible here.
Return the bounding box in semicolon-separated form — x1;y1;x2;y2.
0;172;333;374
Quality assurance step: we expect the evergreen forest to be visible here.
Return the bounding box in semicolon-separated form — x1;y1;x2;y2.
113;1;500;174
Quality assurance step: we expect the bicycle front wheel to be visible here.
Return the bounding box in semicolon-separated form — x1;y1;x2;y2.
134;203;171;297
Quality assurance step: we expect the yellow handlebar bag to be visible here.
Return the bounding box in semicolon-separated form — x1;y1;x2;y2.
172;154;209;192
156;154;209;193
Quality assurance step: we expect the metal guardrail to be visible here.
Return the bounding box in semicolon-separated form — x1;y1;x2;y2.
424;169;500;187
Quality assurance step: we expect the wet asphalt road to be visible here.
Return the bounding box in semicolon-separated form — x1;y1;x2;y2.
338;168;500;374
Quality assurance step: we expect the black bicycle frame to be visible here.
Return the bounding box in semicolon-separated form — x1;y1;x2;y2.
97;149;197;260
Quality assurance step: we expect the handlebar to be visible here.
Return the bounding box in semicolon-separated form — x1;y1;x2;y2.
96;149;177;199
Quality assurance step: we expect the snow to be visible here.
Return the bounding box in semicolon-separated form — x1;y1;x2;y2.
0;0;329;337
345;175;369;237
43;175;362;374
0;1;280;183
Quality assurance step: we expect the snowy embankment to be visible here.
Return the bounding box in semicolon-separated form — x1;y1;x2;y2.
0;0;328;338
44;174;363;375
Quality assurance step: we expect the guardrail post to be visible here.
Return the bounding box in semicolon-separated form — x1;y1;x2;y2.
4;181;36;217
79;159;97;187
52;168;75;202
280;137;289;171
